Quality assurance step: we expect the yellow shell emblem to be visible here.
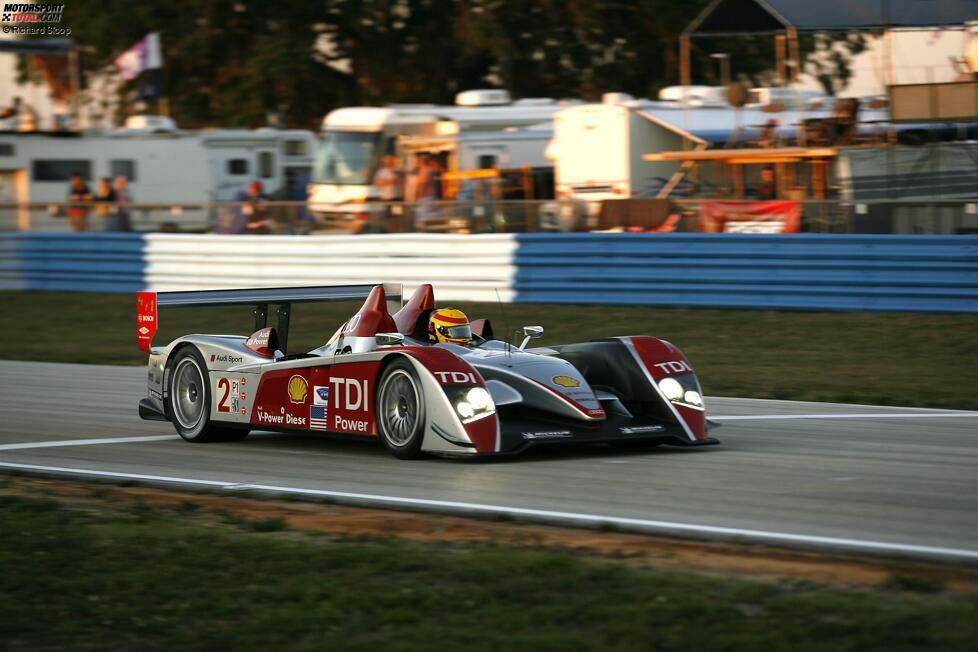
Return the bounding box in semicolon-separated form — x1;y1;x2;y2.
552;375;580;388
287;375;308;403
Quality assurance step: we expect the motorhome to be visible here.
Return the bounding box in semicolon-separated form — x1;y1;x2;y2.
0;116;318;231
546;90;866;206
307;90;577;219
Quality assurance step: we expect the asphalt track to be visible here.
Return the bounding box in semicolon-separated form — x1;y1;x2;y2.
1;360;976;562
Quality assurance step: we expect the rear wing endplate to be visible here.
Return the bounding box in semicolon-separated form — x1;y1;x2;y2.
137;283;403;355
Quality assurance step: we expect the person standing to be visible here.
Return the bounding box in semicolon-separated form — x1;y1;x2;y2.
109;176;133;232
756;167;777;201
371;155;402;231
243;181;272;233
65;173;92;232
372;155;402;201
94;178;117;224
413;155;442;229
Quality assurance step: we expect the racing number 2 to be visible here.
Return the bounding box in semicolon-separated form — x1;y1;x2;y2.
217;377;233;412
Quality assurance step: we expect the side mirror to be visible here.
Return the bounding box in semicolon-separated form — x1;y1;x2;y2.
375;332;405;346
519;325;544;350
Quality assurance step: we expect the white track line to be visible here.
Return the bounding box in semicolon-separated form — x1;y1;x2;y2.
712;412;978;421
1;460;976;563
0;435;178;451
3;412;972;452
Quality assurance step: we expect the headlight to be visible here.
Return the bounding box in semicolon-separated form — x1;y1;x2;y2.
658;377;683;401
658;375;704;409
453;387;495;424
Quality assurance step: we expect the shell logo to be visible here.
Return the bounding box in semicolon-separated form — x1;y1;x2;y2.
552;375;581;388
287;375;308;404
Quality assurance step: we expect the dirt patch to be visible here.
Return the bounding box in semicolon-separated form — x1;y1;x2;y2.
4;475;976;592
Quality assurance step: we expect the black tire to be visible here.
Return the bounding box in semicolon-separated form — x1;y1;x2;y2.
375;359;426;459
167;347;249;443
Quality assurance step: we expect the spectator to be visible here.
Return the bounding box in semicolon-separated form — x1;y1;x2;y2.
108;176;133;232
756;167;777;201
372;155;402;201
758;118;779;148
243;181;272;233
414;155;443;228
369;155;403;232
94;177;117;219
415;155;443;200
66;173;92;232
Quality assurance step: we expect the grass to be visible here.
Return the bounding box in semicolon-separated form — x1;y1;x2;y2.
1;493;977;652
1;290;976;409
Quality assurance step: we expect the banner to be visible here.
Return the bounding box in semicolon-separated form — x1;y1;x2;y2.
115;33;162;81
699;200;801;234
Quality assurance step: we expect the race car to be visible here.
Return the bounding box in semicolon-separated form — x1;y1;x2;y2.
136;283;717;458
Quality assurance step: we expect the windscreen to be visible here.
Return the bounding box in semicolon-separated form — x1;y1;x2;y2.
313;131;379;185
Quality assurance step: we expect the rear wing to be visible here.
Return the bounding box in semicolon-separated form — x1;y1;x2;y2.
136;284;403;355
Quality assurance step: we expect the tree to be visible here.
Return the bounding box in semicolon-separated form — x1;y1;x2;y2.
454;0;703;100
38;0;867;128
61;0;356;129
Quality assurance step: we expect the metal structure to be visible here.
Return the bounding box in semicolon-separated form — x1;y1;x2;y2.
680;0;978;89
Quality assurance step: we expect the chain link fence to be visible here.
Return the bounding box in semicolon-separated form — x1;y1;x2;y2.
2;198;976;235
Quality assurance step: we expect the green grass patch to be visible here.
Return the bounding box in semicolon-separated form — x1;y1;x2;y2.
883;574;947;594
245;516;289;532
1;290;976;409
1;494;976;651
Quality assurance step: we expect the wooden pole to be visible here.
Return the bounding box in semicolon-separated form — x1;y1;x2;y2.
775;33;787;86
680;33;691;88
787;27;800;84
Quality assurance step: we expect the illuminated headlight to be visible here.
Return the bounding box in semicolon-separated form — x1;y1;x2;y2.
658;376;704;409
658;377;684;401
453;387;495;424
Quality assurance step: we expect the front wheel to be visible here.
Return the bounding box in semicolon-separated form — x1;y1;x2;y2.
167;347;248;443
376;359;426;459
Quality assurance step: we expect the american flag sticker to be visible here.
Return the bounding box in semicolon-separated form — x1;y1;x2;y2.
310;405;328;431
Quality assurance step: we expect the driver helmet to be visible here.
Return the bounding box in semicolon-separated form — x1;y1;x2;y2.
428;308;472;345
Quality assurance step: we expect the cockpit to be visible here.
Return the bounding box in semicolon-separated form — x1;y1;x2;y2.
313;284;494;357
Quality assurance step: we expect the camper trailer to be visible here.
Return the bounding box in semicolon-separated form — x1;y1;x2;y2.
0;117;317;231
546;91;860;206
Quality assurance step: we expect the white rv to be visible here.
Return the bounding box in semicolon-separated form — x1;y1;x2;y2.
0;116;317;231
547;90;845;204
308;90;576;216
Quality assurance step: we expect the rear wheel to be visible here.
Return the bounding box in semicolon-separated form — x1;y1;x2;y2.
168;347;249;443
376;359;426;459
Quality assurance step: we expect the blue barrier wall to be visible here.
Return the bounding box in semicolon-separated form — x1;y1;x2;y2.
2;232;977;313
512;234;978;313
0;233;147;293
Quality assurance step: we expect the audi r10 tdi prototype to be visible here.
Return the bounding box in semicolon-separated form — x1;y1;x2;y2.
137;283;717;458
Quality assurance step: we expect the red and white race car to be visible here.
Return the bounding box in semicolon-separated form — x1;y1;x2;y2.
137;283;716;458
